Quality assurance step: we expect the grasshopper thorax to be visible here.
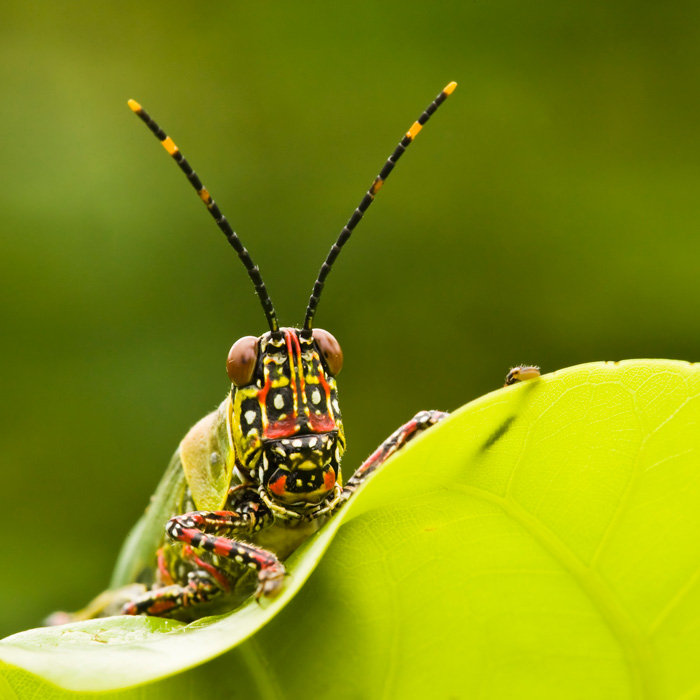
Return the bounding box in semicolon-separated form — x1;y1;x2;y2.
228;328;346;516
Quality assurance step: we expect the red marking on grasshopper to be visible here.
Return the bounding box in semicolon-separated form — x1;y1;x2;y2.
157;547;174;585
264;415;297;439
269;474;288;497
262;331;301;439
323;468;336;491
309;365;336;433
257;374;273;429
179;528;197;546
148;599;178;615
212;539;234;557
189;550;232;591
289;330;305;396
308;411;335;433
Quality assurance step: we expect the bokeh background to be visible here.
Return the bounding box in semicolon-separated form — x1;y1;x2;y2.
2;1;700;638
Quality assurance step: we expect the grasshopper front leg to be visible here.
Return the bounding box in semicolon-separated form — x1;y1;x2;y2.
122;494;283;617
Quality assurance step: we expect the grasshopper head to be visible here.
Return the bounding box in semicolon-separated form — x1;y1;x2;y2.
228;327;346;513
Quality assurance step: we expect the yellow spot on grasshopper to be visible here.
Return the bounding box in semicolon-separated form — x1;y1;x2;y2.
198;187;212;205
161;136;179;156
443;81;458;96
127;99;142;113
406;121;423;140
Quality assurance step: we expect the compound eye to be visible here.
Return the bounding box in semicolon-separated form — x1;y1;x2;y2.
312;328;343;376
227;335;259;386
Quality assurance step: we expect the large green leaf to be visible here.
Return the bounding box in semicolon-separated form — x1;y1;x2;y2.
2;359;700;698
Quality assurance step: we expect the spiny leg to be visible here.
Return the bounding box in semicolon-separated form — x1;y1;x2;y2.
340;410;449;503
167;508;284;597
122;504;283;617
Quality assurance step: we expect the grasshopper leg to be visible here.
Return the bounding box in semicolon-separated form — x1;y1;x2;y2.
121;500;284;617
121;569;223;617
165;509;285;599
121;542;234;616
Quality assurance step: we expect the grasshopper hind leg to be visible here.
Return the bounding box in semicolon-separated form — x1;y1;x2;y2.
121;571;223;618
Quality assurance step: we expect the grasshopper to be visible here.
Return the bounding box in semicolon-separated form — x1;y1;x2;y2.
50;81;537;623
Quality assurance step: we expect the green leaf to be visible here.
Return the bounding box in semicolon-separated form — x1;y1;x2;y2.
3;359;700;698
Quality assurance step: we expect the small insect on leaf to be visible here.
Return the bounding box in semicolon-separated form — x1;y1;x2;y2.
504;365;541;386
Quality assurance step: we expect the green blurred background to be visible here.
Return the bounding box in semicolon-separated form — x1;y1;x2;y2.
2;1;700;638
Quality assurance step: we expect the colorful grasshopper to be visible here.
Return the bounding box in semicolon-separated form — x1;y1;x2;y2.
50;82;538;623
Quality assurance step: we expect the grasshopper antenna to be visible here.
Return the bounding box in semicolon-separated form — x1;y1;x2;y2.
128;100;280;333
302;81;457;334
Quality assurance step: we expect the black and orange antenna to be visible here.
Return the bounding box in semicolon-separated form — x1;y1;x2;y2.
127;99;280;334
302;81;457;334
